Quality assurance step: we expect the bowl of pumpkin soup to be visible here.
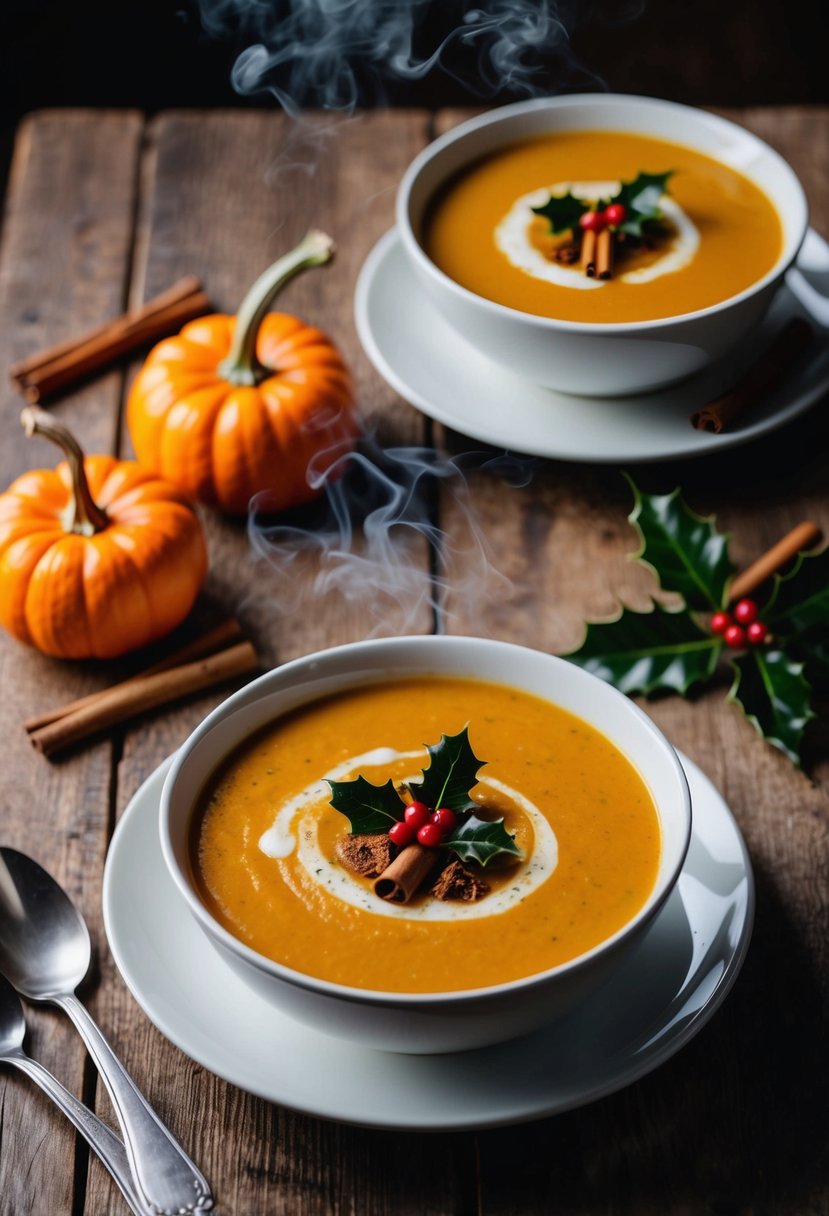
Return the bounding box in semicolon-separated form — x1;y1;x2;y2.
160;636;692;1054
396;94;807;395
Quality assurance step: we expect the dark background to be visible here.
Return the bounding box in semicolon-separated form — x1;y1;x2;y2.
1;0;826;192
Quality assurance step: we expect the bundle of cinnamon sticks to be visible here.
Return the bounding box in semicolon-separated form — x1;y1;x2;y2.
25;618;259;759
10;276;211;404
582;228;614;280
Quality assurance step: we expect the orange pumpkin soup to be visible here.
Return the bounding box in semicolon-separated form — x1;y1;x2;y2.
193;677;661;993
424;130;782;324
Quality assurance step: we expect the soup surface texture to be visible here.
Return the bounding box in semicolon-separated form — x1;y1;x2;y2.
424;130;782;323
193;677;661;993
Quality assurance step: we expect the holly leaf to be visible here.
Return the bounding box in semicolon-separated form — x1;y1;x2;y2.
563;602;722;696
728;649;815;767
763;546;829;636
444;813;522;867
613;170;673;237
795;630;829;690
410;726;485;816
327;776;405;835
627;479;735;611
531;190;589;235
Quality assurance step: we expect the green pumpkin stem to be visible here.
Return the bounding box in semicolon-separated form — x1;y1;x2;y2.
21;406;109;536
218;229;335;387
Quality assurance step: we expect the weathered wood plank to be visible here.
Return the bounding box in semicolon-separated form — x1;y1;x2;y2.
431;106;829;1215
108;107;439;787
86;108;475;1216
0;109;144;1216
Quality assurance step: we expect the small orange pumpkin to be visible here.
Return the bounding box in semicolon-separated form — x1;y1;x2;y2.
0;408;208;659
127;230;360;516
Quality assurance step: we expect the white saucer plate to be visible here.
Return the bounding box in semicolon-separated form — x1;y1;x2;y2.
103;752;753;1131
354;227;829;463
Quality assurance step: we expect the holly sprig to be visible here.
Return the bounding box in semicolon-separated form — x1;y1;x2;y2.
327;727;522;866
563;478;827;767
532;170;673;238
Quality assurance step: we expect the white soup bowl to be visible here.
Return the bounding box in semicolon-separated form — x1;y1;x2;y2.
160;635;691;1053
396;93;808;395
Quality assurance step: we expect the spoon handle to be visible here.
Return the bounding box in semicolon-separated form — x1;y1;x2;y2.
57;992;213;1215
7;1049;150;1216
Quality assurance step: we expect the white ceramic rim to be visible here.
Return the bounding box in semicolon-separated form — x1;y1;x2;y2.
159;635;692;1009
396;92;809;334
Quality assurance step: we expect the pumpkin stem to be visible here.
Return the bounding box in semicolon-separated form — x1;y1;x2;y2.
21;406;109;536
217;229;335;387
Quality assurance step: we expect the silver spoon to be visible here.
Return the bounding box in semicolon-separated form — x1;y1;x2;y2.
0;847;213;1215
0;971;147;1215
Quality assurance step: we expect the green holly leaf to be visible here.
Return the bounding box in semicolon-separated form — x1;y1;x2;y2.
613;170;673;237
443;813;522;867
531;190;589;235
627;479;736;611
327;776;405;835
795;630;829;689
563;602;722;696
728;649;815;767
410;726;485;816
763;546;829;635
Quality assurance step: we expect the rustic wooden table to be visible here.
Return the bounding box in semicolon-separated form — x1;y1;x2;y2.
0;106;827;1216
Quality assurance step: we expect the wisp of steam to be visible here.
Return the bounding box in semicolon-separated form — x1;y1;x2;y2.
197;2;593;634
196;0;593;113
248;439;540;637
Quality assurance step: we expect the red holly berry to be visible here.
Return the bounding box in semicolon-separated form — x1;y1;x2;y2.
733;598;759;625
723;624;747;649
579;209;606;232
389;821;415;848
710;611;732;635
747;621;768;645
431;807;457;833
603;202;628;227
416;822;444;848
404;801;431;830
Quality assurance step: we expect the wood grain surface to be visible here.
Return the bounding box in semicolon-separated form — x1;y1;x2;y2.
0;106;827;1216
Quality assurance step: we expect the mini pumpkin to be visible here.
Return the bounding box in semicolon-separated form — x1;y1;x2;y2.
0;408;208;659
127;230;360;516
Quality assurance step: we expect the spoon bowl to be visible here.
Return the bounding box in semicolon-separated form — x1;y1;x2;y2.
0;848;91;998
0;969;26;1053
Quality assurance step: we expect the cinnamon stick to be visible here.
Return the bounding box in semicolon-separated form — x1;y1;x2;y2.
582;229;598;277
23;617;244;733
374;844;438;904
28;641;259;758
728;521;823;604
596;228;614;280
10;276;211;403
10;276;202;381
690;317;813;434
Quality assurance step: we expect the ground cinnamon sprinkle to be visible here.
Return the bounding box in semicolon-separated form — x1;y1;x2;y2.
554;243;580;264
431;859;489;901
335;834;393;879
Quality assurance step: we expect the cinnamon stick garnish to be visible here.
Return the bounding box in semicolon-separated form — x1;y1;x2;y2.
596;228;614;280
374;844;438;904
23;617;245;733
690;317;813;434
28;641;259;758
10;276;211;404
728;521;823;604
582;229;598;277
